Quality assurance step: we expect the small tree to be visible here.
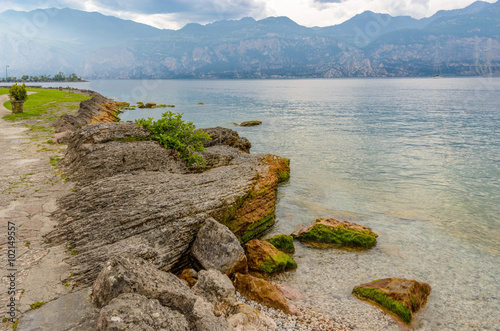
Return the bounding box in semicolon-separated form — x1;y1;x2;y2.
9;83;28;101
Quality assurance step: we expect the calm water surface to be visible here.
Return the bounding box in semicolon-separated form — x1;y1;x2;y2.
44;78;500;330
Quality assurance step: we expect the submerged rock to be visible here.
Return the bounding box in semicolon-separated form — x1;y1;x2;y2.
292;218;377;249
233;273;300;316
352;278;431;325
239;121;262;127
265;234;295;254
245;240;297;276
191;218;248;276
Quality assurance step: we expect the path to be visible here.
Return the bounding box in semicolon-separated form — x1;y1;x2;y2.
0;93;73;330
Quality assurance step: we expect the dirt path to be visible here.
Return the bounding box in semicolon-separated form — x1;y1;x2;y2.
0;94;74;330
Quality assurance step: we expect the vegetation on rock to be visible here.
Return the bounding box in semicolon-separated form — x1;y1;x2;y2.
245;240;297;275
135;111;211;167
353;287;411;324
265;234;295;254
239;121;262;127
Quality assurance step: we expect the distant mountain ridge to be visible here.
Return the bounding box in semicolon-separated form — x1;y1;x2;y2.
0;1;498;78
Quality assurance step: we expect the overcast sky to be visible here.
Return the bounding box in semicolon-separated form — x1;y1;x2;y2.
0;0;495;29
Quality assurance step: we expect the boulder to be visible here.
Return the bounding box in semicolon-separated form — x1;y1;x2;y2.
201;126;252;153
239;121;262;127
233;273;300;316
191;297;233;331
192;269;236;306
292;218;377;249
265;234;295;254
191;218;248;276
95;293;189;331
178;268;198;287
270;282;306;301
145;102;156;108
91;254;197;314
245;240;297;276
227;303;277;331
53;130;74;144
352;278;431;325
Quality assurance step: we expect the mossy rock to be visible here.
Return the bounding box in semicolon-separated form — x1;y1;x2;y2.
352;278;431;325
245;240;297;275
292;218;377;249
239;121;262;127
265;234;295;254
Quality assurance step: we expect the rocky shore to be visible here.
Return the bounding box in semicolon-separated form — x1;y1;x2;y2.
1;90;431;330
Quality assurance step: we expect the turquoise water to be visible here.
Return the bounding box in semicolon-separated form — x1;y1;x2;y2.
43;78;500;329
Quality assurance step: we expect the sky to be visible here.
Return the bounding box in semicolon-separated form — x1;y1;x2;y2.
0;0;495;30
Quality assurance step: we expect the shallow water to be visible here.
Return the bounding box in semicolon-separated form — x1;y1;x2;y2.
43;78;500;329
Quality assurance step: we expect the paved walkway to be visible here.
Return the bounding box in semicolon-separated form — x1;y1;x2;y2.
0;94;73;330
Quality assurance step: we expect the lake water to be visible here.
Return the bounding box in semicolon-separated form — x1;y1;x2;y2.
41;78;500;330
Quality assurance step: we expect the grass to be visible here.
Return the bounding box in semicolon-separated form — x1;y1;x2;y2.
352;287;412;324
1;88;89;121
30;301;46;310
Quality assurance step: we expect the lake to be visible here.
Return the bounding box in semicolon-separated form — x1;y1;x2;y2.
40;78;500;330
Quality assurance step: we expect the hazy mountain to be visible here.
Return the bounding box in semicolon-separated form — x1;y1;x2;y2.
0;2;498;79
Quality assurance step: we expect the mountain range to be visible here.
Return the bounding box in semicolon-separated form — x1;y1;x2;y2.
0;1;499;79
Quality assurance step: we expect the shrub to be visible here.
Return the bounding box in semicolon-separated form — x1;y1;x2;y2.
9;83;28;101
135;111;211;167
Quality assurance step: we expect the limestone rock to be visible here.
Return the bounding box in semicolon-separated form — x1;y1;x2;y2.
239;121;262;127
270;282;306;301
292;218;377;249
352;278;431;325
191;218;248;276
95;293;189;331
227;303;277;331
245;240;297;275
265;234;295;254
191;297;233;331
178;269;198;287
193;269;236;316
201;126;251;153
53;130;74;144
91;254;197;313
233;273;300;316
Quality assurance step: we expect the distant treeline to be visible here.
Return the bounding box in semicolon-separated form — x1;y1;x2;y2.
0;72;86;82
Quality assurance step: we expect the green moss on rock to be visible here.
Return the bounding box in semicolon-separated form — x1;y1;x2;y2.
265;234;295;254
245;240;297;275
352;287;411;324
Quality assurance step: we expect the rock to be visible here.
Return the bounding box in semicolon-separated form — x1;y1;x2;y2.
191;218;248;276
270;282;306;301
201;126;252;153
193;269;235;316
53;130;74;144
178;268;198;287
265;234;295;254
239;121;262;127
223;155;290;243
292;218;377;249
352;278;431;325
95;293;189;331
16;288;98;331
145;102;156;108
227;302;277;331
233;273;300;316
245;240;297;276
91;254;197;314
191;297;233;331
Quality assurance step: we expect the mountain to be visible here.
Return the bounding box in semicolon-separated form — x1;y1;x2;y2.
0;2;498;79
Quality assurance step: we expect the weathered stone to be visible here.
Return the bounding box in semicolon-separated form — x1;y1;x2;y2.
245;240;297;276
292;218;378;249
53;130;74;144
145;102;156;108
270;282;306;301
193;269;235;316
265;234;295;254
233;273;300;316
91;254;197;314
239;121;262;127
227;303;277;331
178;268;198;287
95;293;189;331
223;155;290;243
191;218;248;276
352;278;431;325
190;297;233;331
201;126;252;153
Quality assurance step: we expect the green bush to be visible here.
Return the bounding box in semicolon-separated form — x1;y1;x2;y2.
135;111;211;167
9;83;28;101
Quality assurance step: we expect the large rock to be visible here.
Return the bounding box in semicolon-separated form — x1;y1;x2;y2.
227;303;277;331
245;240;297;276
233;273;300;316
352;278;431;325
91;254;197;313
95;293;189;331
265;234;295;254
191;218;248;276
292;218;377;249
192;269;236;307
201;126;252;153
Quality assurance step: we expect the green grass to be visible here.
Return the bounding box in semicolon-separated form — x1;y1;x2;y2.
1;88;89;121
352;287;412;324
